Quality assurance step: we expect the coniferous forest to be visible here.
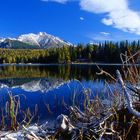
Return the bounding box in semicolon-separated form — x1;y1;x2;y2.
0;40;139;64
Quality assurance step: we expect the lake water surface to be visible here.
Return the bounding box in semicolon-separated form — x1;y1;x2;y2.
0;64;139;123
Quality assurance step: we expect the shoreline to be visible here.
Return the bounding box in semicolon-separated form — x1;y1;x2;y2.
0;62;139;66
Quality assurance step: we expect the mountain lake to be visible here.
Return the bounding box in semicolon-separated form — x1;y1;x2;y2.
0;64;139;125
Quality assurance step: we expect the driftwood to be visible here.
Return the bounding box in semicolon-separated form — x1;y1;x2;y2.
55;114;74;132
117;70;140;118
1;111;122;140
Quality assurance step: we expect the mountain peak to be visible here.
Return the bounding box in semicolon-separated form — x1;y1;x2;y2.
38;32;47;36
0;32;72;49
18;32;73;48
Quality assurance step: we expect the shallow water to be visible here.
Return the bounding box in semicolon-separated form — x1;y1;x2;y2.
0;64;139;123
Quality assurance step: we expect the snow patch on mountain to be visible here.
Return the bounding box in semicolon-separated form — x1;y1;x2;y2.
0;38;5;43
18;32;72;48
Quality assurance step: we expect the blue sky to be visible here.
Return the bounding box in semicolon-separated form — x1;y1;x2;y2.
0;0;140;43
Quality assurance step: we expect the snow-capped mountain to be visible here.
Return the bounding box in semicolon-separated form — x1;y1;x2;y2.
18;32;72;48
17;79;66;92
0;32;72;49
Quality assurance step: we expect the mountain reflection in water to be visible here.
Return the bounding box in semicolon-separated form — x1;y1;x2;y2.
0;78;116;122
0;64;139;123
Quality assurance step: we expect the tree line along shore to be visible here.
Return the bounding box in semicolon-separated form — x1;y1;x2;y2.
0;40;139;64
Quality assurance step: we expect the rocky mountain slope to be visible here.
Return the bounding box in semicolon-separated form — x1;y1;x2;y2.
0;32;72;49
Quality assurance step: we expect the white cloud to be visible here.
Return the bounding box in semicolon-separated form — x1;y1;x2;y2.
80;0;127;14
87;32;112;41
102;18;113;26
41;0;68;4
41;0;140;35
100;32;110;36
80;0;140;35
80;17;84;21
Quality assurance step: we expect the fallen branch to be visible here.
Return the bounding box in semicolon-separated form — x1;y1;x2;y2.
116;70;140;118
